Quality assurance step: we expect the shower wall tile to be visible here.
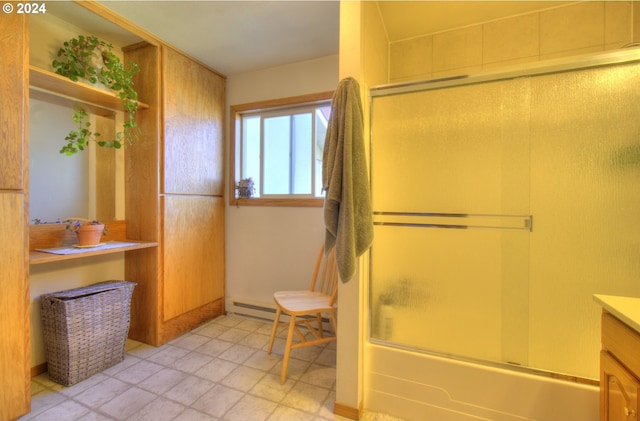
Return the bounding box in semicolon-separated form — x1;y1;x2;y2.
483;13;539;65
389;36;432;80
539;2;604;55
432;26;482;73
605;1;632;45
388;1;634;84
635;2;640;43
540;45;604;62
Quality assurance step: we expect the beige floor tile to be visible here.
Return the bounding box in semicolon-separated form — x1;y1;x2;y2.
250;373;295;402
113;360;164;384
29;399;89;421
126;396;186;421
268;405;317;421
137;367;188;394
299;364;336;389
194;322;229;338
75;411;115;421
191;384;244;418
73;377;131;408
271;357;311;381
281;382;330;414
214;315;244;327
195;337;234;357
219;343;258;364
98;386;156;420
222;394;278;421
195;358;238;383
170;333;212;350
235;318;267;332
170;351;213;373
315;348;336;366
220;365;267;392
20;391;71;421
22;314;407;421
145;345;190;366
239;332;272;349
173;408;220;421
57;373;108;397
163;375;214;406
243;349;280;371
218;327;251;343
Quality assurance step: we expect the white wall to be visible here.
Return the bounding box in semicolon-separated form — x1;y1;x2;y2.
225;54;339;312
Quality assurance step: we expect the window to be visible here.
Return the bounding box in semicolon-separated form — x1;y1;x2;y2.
231;92;333;206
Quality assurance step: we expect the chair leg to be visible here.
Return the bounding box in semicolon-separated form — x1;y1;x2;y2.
281;314;297;384
316;313;324;338
330;310;338;336
267;307;281;355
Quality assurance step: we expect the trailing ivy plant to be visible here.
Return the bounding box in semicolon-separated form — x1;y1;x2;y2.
52;35;140;156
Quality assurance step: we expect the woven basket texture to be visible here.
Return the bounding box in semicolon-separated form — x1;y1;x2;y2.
40;280;136;386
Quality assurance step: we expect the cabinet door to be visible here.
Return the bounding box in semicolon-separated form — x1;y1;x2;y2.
162;195;225;320
601;351;639;421
162;47;225;196
0;193;29;420
0;9;26;190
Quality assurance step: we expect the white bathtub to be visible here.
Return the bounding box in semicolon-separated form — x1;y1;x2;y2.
364;342;599;421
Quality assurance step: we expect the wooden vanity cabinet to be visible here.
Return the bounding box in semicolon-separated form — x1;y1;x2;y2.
601;312;640;421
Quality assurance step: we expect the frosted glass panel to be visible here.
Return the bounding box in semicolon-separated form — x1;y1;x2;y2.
371;226;530;364
371;78;530;215
370;60;640;380
528;64;640;377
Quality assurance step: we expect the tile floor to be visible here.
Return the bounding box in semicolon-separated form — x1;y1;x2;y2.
20;314;405;421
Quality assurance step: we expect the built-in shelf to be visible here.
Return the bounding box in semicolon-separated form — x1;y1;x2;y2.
29;65;149;116
30;240;158;265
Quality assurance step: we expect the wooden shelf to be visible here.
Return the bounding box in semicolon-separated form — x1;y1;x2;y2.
30;240;158;265
29;66;149;116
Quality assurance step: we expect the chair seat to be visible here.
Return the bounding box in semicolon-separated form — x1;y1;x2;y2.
274;290;335;314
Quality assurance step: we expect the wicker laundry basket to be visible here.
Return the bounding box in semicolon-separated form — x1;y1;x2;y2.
40;280;136;386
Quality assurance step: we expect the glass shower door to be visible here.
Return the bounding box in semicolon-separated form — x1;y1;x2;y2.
370;59;640;379
370;77;532;366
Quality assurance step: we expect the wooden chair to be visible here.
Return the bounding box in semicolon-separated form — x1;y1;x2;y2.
267;244;339;384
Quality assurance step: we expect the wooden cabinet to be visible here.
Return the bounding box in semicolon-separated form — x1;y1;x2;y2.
0;3;225;418
601;312;640;421
0;7;30;420
163;47;225;196
125;44;226;346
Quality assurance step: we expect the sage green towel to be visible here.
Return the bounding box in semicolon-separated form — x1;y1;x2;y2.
322;77;374;282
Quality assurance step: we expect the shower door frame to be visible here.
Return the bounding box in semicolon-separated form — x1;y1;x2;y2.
368;47;640;383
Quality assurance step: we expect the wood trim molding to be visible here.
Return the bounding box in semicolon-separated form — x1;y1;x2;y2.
232;198;324;208
229;91;334;207
334;401;362;420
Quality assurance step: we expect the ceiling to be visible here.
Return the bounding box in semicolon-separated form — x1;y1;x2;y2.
51;1;571;77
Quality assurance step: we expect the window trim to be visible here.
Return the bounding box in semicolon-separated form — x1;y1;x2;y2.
230;91;333;207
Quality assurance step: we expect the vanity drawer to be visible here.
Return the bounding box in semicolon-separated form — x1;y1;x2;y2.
602;312;640;376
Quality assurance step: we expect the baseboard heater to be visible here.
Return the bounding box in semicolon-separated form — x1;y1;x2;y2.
227;299;333;331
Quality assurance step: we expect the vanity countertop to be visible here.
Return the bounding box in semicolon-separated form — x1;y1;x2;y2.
594;294;640;334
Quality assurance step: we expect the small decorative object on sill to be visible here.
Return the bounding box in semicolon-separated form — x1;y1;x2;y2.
64;218;108;247
236;177;255;198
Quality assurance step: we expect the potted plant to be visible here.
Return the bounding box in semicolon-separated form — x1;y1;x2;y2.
64;218;108;247
236;177;255;198
52;35;140;156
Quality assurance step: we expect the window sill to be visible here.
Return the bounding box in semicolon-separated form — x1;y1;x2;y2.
231;197;324;207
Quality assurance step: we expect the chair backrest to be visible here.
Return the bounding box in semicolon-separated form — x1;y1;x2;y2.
310;244;339;307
